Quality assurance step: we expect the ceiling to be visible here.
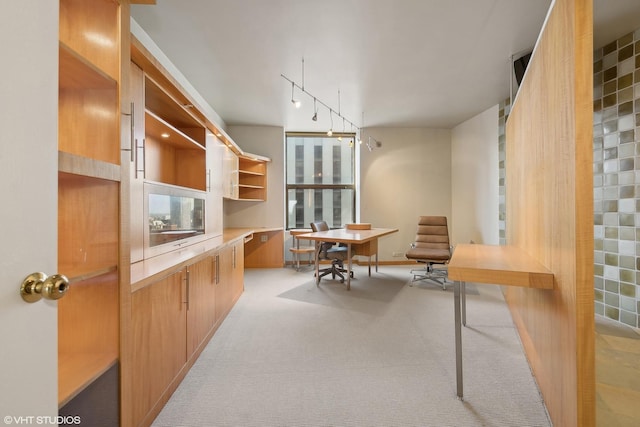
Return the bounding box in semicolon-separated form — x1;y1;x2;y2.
131;0;640;131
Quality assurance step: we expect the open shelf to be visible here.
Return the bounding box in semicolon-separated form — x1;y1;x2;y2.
145;110;205;151
145;75;206;145
58;353;118;408
59;42;116;90
59;0;119;81
58;173;119;279
58;42;119;165
57;270;119;407
237;155;268;201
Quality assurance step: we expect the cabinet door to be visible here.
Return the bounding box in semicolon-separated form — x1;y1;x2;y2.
130;61;145;263
215;246;233;322
222;145;239;199
232;240;245;303
186;256;216;357
131;270;187;427
206;133;224;236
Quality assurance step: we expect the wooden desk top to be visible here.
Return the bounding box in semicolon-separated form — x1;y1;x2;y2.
289;228;312;236
295;227;398;244
448;244;554;289
131;227;283;291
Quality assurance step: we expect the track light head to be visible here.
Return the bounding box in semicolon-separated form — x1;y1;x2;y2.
291;82;301;108
327;129;333;136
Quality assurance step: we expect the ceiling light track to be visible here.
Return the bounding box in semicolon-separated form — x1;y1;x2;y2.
280;73;360;136
281;58;381;150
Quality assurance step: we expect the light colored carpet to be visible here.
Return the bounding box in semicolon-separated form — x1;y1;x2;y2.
151;266;551;427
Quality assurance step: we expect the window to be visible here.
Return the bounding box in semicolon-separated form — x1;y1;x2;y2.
286;133;356;229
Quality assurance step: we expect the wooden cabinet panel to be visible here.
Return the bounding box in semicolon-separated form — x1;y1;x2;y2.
130;61;145;263
215;249;230;324
222;146;239;199
232;241;245;303
244;230;284;268
131;271;187;427
206;134;224;236
186;257;216;357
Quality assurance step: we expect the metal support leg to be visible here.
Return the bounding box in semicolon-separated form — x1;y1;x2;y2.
454;280;463;400
346;243;352;290
462;281;466;326
314;241;320;286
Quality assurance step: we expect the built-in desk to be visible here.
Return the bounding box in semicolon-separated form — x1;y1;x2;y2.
227;227;284;268
447;243;554;399
130;227;281;289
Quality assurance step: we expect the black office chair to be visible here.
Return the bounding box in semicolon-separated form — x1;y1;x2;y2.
310;221;353;283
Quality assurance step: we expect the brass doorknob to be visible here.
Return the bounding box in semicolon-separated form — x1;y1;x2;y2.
20;272;69;303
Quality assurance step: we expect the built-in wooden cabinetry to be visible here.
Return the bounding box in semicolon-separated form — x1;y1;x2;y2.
238;154;269;201
129;237;245;427
125;30;259;427
57;1;125;424
223;152;270;201
58;2;270;425
222;145;239;199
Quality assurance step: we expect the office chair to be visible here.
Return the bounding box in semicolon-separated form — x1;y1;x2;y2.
310;221;353;283
405;216;452;289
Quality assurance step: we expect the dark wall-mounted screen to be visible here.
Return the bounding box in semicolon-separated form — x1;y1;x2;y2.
148;193;205;247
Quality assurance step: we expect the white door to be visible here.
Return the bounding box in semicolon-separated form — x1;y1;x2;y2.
0;1;59;420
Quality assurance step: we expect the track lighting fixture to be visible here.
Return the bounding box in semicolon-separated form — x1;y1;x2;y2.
312;98;318;121
291;82;301;108
366;136;382;152
281;58;381;151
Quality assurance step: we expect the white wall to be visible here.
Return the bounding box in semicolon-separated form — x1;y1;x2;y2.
224;125;285;228
451;105;499;245
360;127;452;261
0;0;59;417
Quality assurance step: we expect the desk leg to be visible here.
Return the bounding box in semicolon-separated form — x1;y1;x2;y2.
314;241;320;286
375;251;379;273
346;243;352;290
454;280;463;400
462;281;466;326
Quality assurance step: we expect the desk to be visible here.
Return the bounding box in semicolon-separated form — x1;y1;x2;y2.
448;243;554;400
296;227;398;290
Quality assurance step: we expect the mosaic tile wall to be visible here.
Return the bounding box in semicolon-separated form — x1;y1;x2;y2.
593;29;640;328
498;29;640;328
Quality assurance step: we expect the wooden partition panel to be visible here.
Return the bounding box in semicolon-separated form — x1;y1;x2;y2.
505;0;594;426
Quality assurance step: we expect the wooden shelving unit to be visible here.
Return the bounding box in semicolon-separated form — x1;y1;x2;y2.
57;0;122;418
238;154;269;201
141;75;207;192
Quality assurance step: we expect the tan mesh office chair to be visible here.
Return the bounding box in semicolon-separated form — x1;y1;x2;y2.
405;216;452;289
310;221;353;283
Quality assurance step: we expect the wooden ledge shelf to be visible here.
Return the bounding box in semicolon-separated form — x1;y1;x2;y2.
448;243;554;289
59;42;117;90
58;352;117;408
